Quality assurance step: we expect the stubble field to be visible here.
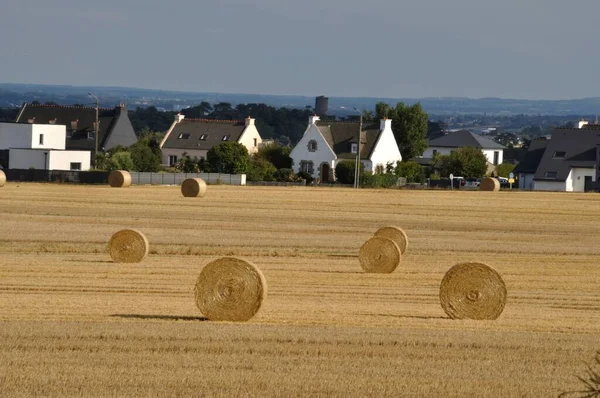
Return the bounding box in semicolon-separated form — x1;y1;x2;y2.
0;183;599;397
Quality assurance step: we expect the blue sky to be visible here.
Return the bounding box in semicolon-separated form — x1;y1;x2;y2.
1;0;599;99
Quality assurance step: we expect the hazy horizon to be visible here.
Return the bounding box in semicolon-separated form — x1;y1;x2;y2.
2;0;599;100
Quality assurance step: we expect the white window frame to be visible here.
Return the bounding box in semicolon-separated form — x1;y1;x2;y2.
351;143;358;154
169;155;178;166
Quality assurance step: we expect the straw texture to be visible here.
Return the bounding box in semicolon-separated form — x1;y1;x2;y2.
439;262;507;320
195;257;267;322
107;229;149;263
358;236;401;273
480;177;500;192
181;178;207;197
108;170;132;188
0;170;5;187
374;226;408;254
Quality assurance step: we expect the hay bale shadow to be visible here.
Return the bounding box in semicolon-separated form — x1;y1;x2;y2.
110;314;208;321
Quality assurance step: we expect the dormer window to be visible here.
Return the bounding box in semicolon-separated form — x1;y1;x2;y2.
70;120;78;130
222;135;230;141
545;171;558;179
178;133;191;139
199;134;208;140
308;140;318;152
351;143;358;154
553;151;566;159
88;131;96;140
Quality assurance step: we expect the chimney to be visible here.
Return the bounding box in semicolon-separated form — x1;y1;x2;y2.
245;116;255;126
308;115;320;125
380;118;392;131
48;118;57;125
27;117;35;124
578;118;589;129
71;120;78;130
175;113;185;123
114;104;126;116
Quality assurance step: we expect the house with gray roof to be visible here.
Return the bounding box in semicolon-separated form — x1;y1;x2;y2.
289;115;402;183
512;139;548;190
420;130;506;173
15;103;137;155
159;114;262;166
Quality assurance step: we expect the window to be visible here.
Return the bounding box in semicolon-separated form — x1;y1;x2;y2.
70;162;81;171
300;160;314;174
432;149;438;156
493;151;499;165
253;138;258;147
39;134;44;145
351;143;358;154
169;155;178;165
199;134;208;140
222;135;230;141
545;171;558;179
177;133;191;139
308;140;318;152
553;151;566;158
87;131;96;140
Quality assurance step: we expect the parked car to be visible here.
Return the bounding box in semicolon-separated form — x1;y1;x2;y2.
466;178;480;187
451;177;466;187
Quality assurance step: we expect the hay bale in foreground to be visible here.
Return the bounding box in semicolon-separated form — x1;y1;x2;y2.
439;262;507;320
0;170;5;187
195;257;267;322
108;170;132;188
358;236;401;273
181;178;207;197
480;177;500;192
374;226;408;254
107;229;149;263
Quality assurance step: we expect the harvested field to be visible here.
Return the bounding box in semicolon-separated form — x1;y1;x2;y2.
0;183;599;396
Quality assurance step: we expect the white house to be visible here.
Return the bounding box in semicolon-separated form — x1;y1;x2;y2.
289;116;402;182
0;122;91;171
159;114;262;166
422;130;505;168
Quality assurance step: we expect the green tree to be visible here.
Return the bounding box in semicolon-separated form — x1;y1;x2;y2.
435;147;487;178
335;160;363;185
206;141;250;174
255;142;292;169
108;151;135;171
391;102;428;160
129;130;163;172
375;102;393;119
395;161;423;182
176;152;200;173
495;162;515;178
247;156;277;182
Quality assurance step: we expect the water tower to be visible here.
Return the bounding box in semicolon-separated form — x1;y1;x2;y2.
315;96;329;116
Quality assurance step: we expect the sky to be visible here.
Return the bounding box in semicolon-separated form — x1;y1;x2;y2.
1;0;599;100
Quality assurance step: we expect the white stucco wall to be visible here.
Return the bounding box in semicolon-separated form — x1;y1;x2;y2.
533;180;567;191
161;148;208;166
48;150;91;170
422;146;503;165
368;121;402;173
518;173;535;190
0;123;67;150
289;123;336;178
566;168;595;192
237;124;262;154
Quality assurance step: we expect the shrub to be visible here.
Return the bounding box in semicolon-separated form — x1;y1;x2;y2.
395;161;423;183
247;156;276;182
296;171;314;184
206;141;250;174
335;161;361;185
274;168;295;182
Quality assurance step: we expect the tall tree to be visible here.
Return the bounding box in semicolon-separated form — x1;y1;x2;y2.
375;102;393;119
206;141;250;174
391;102;428;160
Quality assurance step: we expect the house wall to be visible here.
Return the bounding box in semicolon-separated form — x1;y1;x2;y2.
289;124;336;178
518;173;535;190
533;180;567;191
422;146;503;165
368;123;402;173
161;148;207;166
9;149;46;169
566;167;596;192
31;125;66;150
237;124;262;154
0;123;66;150
48;150;91;171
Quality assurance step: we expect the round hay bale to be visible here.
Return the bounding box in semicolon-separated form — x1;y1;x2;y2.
108;170;132;188
358;236;401;273
480;177;500;192
107;229;149;263
0;170;5;187
181;178;207;197
439;262;507;320
374;226;409;254
195;257;267;322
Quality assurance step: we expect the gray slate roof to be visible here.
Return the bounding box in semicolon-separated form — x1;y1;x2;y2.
512;139;548;174
162;119;247;150
429;130;505;149
315;121;381;159
534;126;600;181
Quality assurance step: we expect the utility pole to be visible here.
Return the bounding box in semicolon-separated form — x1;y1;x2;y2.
88;93;99;167
353;108;363;189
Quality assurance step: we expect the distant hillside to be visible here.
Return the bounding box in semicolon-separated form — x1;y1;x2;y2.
2;83;600;116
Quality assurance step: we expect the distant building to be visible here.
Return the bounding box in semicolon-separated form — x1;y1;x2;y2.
315;96;329;116
159;114;262;166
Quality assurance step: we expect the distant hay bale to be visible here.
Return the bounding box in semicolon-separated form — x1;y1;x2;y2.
439;262;507;320
480;177;500;192
181;178;207;197
0;170;5;187
358;236;401;273
108;170;132;188
374;226;408;254
195;257;267;322
107;229;149;263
